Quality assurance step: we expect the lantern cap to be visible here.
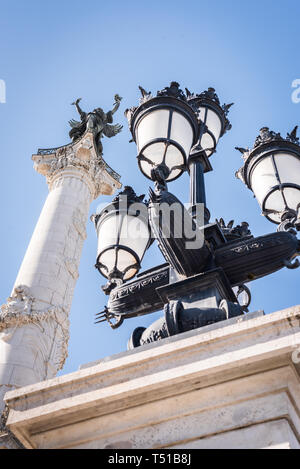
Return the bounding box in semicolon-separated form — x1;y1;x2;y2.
253;126;299;147
125;83;233;135
111;185;146;206
91;186;146;228
186;87;233;136
125;81;200;140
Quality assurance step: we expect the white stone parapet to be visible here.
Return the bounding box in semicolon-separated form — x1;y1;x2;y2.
4;306;300;449
0;132;121;423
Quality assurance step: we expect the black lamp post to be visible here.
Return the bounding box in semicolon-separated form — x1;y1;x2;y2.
93;82;300;344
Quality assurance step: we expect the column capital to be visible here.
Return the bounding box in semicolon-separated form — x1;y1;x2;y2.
32;131;122;199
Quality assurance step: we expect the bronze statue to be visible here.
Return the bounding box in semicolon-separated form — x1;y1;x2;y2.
69;95;123;155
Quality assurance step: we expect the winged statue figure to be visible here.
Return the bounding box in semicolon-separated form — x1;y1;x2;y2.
69;94;123;156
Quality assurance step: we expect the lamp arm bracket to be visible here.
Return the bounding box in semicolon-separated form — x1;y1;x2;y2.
277;218;298;235
284;258;300;270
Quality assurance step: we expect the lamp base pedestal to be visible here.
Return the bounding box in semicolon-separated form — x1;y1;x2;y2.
129;268;243;348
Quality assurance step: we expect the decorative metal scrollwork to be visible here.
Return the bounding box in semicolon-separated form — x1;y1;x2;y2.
95;306;124;329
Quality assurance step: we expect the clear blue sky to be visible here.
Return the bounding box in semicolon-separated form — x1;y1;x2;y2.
0;0;299;375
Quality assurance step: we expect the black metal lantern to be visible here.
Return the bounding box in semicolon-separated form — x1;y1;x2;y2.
236;127;300;229
92;186;151;293
125;82;199;182
186;87;233;158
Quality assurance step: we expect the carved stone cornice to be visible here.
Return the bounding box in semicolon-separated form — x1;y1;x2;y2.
0;286;69;371
32;131;122;199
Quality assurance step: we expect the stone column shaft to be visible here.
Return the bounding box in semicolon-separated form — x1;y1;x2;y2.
14;171;91;311
0;132;121;417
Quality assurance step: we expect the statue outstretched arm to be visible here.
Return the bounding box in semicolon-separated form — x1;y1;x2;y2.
71;98;86;121
110;94;123;115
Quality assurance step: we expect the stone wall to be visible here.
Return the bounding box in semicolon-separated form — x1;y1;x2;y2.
4;306;300;449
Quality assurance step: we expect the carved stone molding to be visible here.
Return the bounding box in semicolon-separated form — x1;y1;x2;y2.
0;286;69;371
32;131;122;199
0;285;34;319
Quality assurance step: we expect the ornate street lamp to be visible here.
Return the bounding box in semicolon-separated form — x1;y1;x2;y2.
236;126;300;232
92;186;151;294
94;82;299;347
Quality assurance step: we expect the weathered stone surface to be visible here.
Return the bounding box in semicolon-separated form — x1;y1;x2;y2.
4;305;300;449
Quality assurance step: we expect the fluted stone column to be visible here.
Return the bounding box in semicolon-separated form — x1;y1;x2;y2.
0;132;121;422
